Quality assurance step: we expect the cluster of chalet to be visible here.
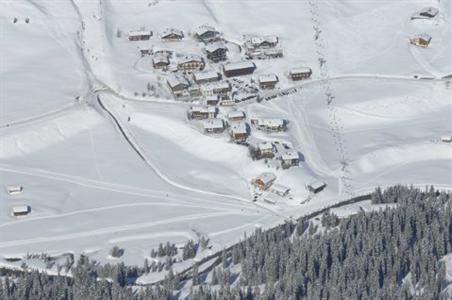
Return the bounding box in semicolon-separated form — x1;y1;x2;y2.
244;35;283;59
249;141;299;169
409;7;438;48
4;185;32;217
251;173;292;204
128;25;313;100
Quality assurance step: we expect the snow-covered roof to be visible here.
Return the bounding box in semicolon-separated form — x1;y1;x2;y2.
152;54;169;64
270;183;290;195
413;33;432;41
250;35;278;45
201;81;231;92
228;110;245;119
152;47;173;54
259;118;285;128
193;71;220;82
281;149;299;160
419;6;438;17
255;172;277;185
441;135;452;142
128;30;152;37
203;118;224;130
205;42;227;53
223;61;256;72
178;55;204;64
167;75;189;89
7;185;23;194
234;92;258;101
12;205;29;214
290;67;312;74
205;95;219;101
191;106;216;113
258;141;273;151
263;193;281;204
258;74;278;84
193;25;218;36
308;180;326;190
230;121;247;134
160;28;184;38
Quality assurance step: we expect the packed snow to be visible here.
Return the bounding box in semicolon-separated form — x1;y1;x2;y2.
0;0;451;276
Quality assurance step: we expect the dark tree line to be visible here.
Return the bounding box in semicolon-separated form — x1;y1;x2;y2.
1;186;451;299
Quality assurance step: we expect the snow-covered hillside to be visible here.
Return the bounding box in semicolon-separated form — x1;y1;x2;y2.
0;0;451;275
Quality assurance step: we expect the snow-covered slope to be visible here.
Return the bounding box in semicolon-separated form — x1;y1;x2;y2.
0;0;450;270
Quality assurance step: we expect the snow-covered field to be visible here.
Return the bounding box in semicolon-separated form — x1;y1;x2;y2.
1;0;451;273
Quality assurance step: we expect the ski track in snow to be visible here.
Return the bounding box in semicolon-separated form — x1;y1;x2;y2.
0;211;243;249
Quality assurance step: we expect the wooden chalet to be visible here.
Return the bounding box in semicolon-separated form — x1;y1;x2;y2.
205;95;220;106
289;67;312;81
410;33;432;48
152;53;170;69
188;106;217;120
258;74;279;89
246;35;279;50
193;71;221;84
228;110;246;121
128;30;152;41
253;172;276;191
204;42;228;62
193;25;221;43
201;81;232;97
280;149;299;169
230;121;248;143
253;118;287;132
167;76;190;98
223;61;256;77
160;28;184;41
177;56;205;71
203;118;225;133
